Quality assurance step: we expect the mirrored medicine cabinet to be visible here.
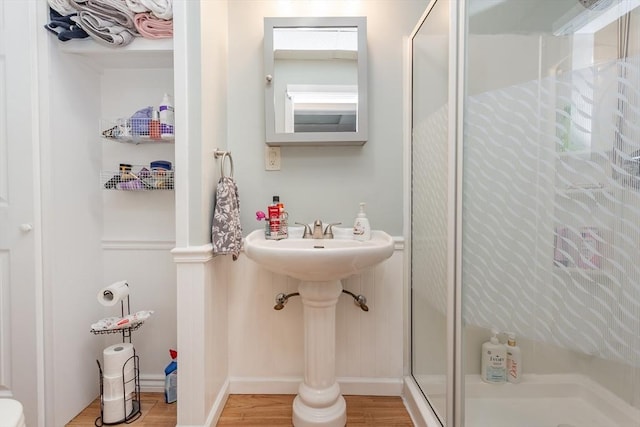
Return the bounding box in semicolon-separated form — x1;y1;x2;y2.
264;16;368;146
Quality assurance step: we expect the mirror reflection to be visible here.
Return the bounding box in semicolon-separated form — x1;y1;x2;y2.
264;17;368;146
273;26;358;133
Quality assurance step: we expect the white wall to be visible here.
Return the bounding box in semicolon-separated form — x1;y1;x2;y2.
99;68;177;386
174;0;228;248
41;35;106;426
227;0;428;238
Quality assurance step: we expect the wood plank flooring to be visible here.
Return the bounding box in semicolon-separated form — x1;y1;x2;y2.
66;393;414;426
218;395;414;426
66;393;176;427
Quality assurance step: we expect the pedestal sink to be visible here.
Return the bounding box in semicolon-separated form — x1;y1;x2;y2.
244;227;394;427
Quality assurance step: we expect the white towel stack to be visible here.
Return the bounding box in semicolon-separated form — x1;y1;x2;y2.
47;0;174;46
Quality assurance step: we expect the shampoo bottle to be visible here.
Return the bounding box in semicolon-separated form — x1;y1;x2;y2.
352;202;371;241
149;110;161;140
159;93;174;138
481;329;506;383
506;332;522;383
267;195;281;239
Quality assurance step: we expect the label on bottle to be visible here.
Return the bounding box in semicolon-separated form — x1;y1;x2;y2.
353;220;364;236
159;104;175;135
507;348;520;382
485;350;506;382
268;205;280;235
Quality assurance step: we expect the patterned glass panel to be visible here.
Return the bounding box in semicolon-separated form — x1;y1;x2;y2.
463;54;640;368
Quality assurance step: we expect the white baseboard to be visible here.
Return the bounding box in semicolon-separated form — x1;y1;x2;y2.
402;376;439;427
140;374;165;393
204;379;230;427
228;376;404;396
175;379;229;427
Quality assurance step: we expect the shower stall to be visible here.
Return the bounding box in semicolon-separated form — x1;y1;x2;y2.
410;0;640;426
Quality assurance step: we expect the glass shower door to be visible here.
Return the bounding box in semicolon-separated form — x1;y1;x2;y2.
411;0;452;424
462;1;640;426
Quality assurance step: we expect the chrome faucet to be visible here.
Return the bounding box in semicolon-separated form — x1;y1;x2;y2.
295;220;342;239
312;220;323;239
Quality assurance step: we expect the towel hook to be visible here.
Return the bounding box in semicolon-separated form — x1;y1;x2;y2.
214;149;234;178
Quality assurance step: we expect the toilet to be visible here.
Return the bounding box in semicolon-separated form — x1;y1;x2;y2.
0;399;26;427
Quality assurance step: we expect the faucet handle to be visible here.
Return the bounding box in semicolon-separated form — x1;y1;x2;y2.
295;222;312;238
323;222;342;239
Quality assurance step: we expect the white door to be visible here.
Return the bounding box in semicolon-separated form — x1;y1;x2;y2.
0;1;42;425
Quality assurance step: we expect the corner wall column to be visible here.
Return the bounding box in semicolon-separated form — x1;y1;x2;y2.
172;245;229;426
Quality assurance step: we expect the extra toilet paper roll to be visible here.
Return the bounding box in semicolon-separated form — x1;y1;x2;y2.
97;280;129;307
102;365;135;400
102;395;133;424
103;343;134;377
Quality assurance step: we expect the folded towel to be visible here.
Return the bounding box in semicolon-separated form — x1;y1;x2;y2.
140;0;172;20
72;11;136;47
44;8;89;42
48;0;78;16
69;0;137;31
134;12;173;39
212;176;243;260
124;0;149;13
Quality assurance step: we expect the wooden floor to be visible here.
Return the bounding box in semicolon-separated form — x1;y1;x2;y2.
66;393;414;426
66;393;176;427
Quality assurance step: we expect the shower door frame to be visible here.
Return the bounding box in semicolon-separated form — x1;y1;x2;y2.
406;0;466;426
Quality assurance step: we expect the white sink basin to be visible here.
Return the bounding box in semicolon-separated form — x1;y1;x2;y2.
244;227;394;282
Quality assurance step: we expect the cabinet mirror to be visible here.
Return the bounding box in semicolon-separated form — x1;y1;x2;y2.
264;17;368;146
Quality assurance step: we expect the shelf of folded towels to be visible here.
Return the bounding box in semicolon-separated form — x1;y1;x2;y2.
102;164;174;191
47;2;174;68
101;118;174;144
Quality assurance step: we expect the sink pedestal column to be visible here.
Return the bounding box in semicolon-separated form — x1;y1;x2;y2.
293;280;346;427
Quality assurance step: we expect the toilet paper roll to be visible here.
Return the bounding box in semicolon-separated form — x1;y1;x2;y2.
102;395;133;424
97;280;129;307
103;343;135;377
102;366;135;400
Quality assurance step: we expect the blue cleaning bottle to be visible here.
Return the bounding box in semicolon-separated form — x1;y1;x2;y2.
164;349;177;403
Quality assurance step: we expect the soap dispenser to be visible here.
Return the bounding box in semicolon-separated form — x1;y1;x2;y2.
481;328;506;383
353;202;371;241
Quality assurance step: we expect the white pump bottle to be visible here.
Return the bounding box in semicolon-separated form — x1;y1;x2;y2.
481;328;506;383
352;202;371;241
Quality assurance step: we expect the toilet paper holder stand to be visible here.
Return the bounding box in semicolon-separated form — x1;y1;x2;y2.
93;293;142;426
